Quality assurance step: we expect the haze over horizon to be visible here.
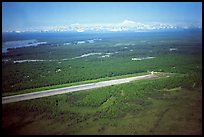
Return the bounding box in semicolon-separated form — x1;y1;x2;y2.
2;2;202;32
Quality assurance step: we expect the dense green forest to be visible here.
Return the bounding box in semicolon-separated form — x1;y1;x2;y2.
2;31;202;95
2;71;202;134
2;31;202;135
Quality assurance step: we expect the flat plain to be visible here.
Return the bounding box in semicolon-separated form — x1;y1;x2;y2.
2;31;202;135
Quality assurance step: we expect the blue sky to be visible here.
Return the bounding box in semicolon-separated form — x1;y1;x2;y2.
2;2;202;31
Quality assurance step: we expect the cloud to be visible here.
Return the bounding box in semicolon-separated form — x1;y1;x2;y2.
6;20;201;33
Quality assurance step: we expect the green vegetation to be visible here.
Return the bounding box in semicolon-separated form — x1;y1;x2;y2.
2;31;202;134
2;72;148;97
2;72;202;135
2;31;202;94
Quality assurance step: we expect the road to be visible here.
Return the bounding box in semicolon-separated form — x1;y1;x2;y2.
2;74;158;104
